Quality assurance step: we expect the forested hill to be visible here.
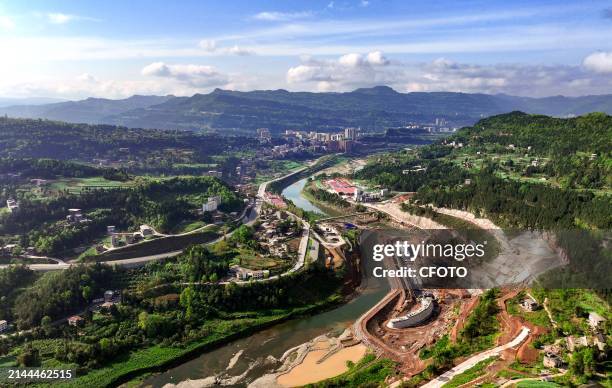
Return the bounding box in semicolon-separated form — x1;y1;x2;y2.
0;95;172;124
2;87;612;133
0;117;255;162
452;111;612;156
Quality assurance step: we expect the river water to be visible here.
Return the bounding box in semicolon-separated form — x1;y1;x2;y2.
142;177;387;388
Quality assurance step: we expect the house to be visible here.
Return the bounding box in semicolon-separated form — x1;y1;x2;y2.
203;196;221;212
0;320;7;332
67;316;84;327
594;333;607;352
543;352;563;368
104;290;114;302
566;335;589;352
6;199;19;212
139;225;154;236
110;235;121;248
521;297;539;311
107;225;116;234
588;312;606;330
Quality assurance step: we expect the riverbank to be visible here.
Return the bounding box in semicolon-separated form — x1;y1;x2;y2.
47;295;346;388
245;330;368;388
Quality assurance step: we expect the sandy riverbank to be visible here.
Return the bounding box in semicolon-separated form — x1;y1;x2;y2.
276;340;367;387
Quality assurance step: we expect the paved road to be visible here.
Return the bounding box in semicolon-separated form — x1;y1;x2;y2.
417;327;530;388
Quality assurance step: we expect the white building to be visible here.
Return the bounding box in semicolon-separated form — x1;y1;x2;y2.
0;320;7;332
344;127;357;140
203;196;221;212
6;199;19;212
139;225;154;236
588;312;606;330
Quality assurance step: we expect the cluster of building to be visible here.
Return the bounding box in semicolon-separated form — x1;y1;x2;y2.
353;187;389;202
103;224;154;250
66;208;90;224
68;290;121;327
255;127;359;157
521;296;608;368
231;265;271;280
321;177;389;203
264;192;287;208
257;207;298;256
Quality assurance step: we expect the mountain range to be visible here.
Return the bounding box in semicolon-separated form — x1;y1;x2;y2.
2;86;612;133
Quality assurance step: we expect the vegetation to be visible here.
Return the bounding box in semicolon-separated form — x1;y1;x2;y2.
0;254;345;386
441;356;497;388
0;117;256;174
420;289;500;372
0;176;242;256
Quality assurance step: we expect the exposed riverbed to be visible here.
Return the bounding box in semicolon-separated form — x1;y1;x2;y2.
141;177;388;388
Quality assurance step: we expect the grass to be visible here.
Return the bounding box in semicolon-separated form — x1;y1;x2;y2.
506;294;551;328
497;368;526;380
49;177;134;193
516;381;561;387
234;248;287;270
529;288;610;335
171;220;208;234
441;356;497;388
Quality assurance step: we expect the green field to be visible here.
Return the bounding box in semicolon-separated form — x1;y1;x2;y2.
49;177;135;193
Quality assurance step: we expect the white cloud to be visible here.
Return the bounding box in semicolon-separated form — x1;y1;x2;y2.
199;39;217;52
46;12;100;24
141;62;230;88
583;51;612;73
197;39;254;56
366;51;389;66
287;51;398;91
47;13;75;24
360;0;370;7
0;15;15;30
227;45;255;56
76;73;97;83
253;11;313;22
286;53;612;96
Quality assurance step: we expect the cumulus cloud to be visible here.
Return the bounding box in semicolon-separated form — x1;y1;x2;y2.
287;52;612;96
583;51;612;73
0;15;15;30
227;45;255;56
141;62;230;88
287;51;394;90
253;11;313;21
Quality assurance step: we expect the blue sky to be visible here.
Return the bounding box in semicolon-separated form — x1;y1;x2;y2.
1;0;612;99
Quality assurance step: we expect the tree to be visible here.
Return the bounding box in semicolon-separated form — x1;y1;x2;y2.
17;344;40;367
41;315;53;336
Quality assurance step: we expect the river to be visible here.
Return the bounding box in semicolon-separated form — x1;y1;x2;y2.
142;177;387;387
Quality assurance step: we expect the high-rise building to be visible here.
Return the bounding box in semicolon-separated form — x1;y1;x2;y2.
344;127;357;140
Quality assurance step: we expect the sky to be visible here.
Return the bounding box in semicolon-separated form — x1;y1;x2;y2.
1;0;612;99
